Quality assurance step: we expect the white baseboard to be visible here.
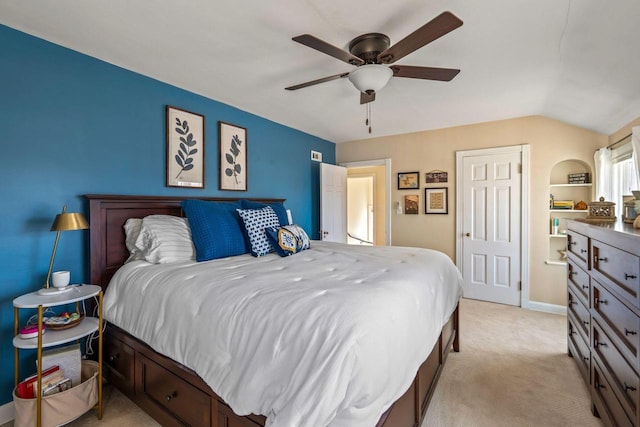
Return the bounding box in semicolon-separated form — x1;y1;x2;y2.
0;401;15;425
525;300;567;315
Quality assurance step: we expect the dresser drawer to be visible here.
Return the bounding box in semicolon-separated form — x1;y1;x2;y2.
568;259;590;307
567;230;590;270
592;320;639;425
592;359;634;427
592;279;640;373
568;315;590;384
592;238;640;309
136;353;212;427
568;287;590;344
105;331;135;397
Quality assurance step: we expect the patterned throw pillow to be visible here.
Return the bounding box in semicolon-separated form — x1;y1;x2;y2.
240;199;289;226
265;224;311;257
237;206;280;257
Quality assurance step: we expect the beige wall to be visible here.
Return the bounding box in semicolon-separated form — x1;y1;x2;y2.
347;166;386;245
336;115;607;306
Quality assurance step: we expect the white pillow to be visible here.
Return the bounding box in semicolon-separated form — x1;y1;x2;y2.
134;215;195;264
123;218;144;263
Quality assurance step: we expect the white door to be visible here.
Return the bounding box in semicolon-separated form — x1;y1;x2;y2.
461;151;522;305
320;163;347;243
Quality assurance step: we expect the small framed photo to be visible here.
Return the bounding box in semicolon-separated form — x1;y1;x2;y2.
166;106;205;188
425;170;448;184
398;172;419;190
425;187;448;214
219;121;247;191
404;195;419;214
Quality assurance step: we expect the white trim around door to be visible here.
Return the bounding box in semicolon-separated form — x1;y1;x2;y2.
340;158;392;246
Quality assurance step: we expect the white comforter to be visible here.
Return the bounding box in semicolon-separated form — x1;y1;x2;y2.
103;241;462;427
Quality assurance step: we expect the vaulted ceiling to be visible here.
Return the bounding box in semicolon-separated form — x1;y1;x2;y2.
1;0;639;142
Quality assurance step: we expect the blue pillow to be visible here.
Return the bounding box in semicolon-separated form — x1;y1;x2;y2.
236;206;280;257
181;199;250;261
265;225;311;257
240;199;289;226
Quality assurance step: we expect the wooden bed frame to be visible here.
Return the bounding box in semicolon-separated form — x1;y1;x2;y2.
86;194;459;427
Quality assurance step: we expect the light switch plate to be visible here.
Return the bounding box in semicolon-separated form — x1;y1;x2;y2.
311;150;322;162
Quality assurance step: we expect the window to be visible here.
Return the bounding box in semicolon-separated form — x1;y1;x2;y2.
611;141;639;211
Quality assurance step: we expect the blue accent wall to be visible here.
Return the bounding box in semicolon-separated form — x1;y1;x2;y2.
0;24;335;406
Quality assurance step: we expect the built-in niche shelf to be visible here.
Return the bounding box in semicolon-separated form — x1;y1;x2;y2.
547;159;593;265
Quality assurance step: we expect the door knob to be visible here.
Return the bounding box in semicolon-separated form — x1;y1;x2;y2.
465;233;471;237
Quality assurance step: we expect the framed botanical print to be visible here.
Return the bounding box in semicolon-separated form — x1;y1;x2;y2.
166;106;205;188
219;121;247;191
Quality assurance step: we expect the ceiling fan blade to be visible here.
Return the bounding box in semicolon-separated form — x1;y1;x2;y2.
360;91;376;104
293;34;365;66
285;72;350;91
391;65;460;81
377;11;463;64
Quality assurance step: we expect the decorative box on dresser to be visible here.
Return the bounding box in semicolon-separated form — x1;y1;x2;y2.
567;219;640;427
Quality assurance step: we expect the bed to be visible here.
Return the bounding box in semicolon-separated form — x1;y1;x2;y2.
86;194;462;427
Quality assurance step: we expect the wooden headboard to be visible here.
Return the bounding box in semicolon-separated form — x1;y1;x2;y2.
84;194;285;292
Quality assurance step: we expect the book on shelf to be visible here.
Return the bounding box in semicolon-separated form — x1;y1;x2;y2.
16;365;60;398
552;200;574;209
42;377;72;396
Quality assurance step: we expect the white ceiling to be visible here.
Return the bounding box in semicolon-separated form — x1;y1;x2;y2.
1;0;639;143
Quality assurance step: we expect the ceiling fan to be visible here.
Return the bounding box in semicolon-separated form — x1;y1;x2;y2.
285;11;463;105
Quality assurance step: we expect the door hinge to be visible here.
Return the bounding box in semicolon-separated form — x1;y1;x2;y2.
518;281;522;291
518;163;522;174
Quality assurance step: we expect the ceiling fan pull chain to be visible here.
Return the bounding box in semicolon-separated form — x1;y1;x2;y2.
368;102;372;134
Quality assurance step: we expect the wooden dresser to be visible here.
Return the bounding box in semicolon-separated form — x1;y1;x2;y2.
567;220;640;427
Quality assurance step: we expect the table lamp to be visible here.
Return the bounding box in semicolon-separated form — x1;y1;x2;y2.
39;205;89;295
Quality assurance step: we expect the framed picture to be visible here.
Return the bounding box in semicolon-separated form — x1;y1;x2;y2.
404;195;419;214
166;106;205;188
398;172;419;190
425;170;448;184
219;121;247;191
425;187;448;214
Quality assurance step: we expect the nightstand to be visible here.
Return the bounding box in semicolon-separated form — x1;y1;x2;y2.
13;285;103;427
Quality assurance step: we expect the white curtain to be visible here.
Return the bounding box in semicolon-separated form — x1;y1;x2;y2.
633;126;640;190
594;147;612;201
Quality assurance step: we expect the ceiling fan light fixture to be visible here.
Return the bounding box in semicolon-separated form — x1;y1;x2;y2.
348;64;393;93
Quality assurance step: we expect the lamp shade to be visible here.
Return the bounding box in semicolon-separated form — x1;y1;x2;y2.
50;211;88;231
348;64;393;93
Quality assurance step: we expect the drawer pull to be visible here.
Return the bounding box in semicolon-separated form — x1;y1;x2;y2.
624;328;637;336
165;391;177;402
582;320;589;326
108;353;120;362
580;249;587;254
594;340;608;348
624;382;637;392
582;356;589;362
596;299;608;305
569;241;577;246
569;271;578;276
582;285;589;290
596;257;608;263
596;383;606;389
624;273;637;280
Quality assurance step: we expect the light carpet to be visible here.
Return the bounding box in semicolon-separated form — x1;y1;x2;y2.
423;298;603;426
2;298;603;427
